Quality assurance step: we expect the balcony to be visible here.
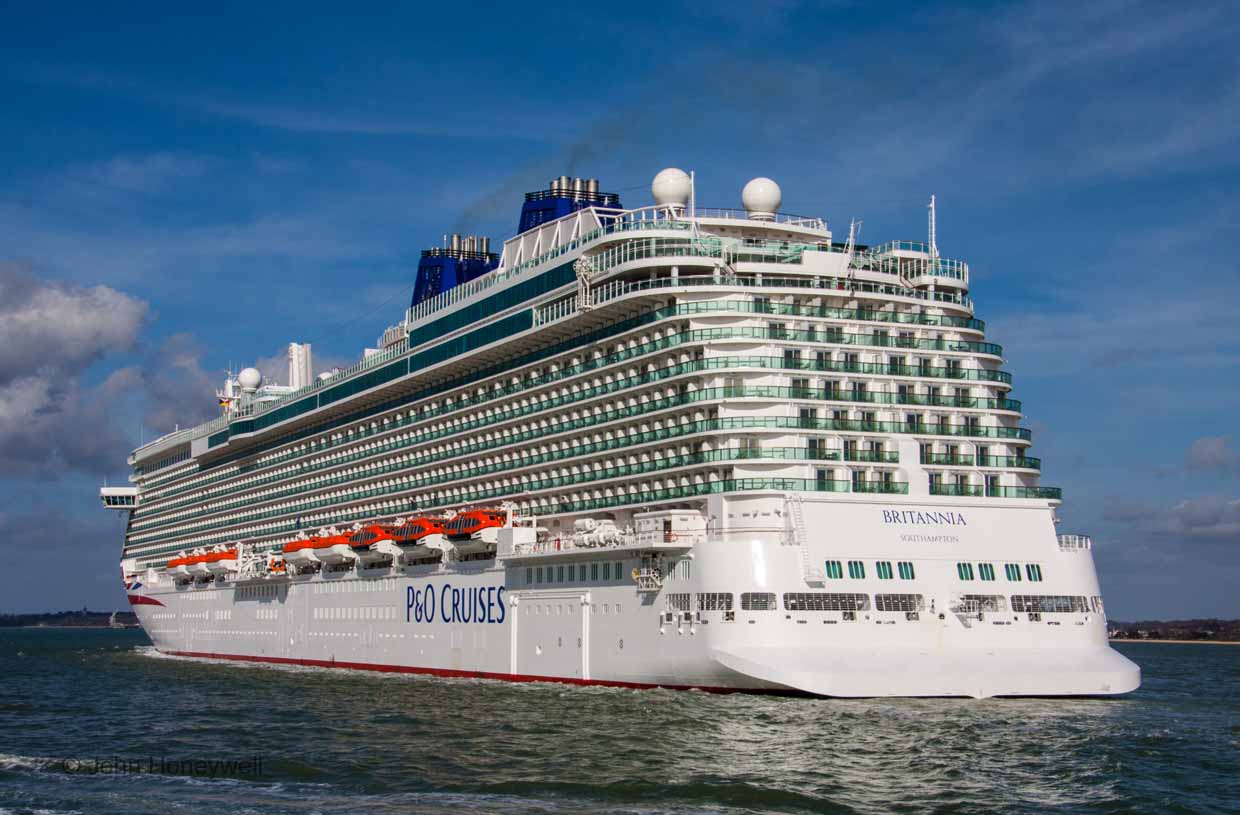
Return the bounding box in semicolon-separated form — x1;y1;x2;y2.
851;481;910;494
986;486;1062;500
979;455;1041;470
922;452;975;466
844;450;900;463
930;483;984;497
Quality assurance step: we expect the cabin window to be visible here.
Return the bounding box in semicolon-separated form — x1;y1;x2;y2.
847;560;866;579
1005;563;1022;581
613;561;623;580
536;567;544;584
978;563;996;581
740;592;777;611
956;562;975;580
1025;564;1044;582
526;568;533;584
825;560;844;579
602;562;611;580
897;561;916;580
557;565;565;583
875;561;894;580
591;563;599;581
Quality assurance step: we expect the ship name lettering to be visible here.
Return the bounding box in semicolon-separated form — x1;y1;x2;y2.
881;509;967;526
406;583;505;625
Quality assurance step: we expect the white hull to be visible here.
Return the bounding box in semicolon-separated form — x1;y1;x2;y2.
129;496;1140;697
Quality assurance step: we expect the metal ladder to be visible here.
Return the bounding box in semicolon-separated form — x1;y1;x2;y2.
786;493;825;587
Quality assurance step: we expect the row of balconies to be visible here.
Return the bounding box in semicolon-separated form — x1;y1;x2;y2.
135;345;1017;516
129;380;1036;537
138;293;996;501
128;429;1052;551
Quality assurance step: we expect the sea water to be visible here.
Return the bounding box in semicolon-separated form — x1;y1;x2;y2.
0;628;1235;814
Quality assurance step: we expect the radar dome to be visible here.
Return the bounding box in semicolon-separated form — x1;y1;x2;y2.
238;367;263;392
651;168;691;206
741;177;781;220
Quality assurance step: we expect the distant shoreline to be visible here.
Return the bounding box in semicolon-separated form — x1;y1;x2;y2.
1112;638;1240;645
16;625;138;630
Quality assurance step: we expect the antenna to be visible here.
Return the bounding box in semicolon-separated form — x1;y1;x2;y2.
845;218;862;287
927;195;939;260
689;170;698;241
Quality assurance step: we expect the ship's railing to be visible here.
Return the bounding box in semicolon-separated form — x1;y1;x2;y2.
504;533;639;558
582;266;973;312
1057;533;1093;551
692;207;828;230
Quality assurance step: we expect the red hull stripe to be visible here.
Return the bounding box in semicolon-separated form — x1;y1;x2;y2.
127;594;165;607
164;650;801;696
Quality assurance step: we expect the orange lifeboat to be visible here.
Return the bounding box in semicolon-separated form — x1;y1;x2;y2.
204;549;239;575
282;536;322;567
393;517;445;545
349;524;393;549
166;556;190;577
444;508;505;540
351;523;403;567
312;532;356;565
185;553;213;577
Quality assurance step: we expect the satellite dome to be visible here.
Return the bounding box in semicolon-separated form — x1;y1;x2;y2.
238;367;263;392
651;168;691;206
741;177;781;220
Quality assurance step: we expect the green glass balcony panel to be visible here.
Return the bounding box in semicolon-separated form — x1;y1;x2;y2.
843;450;900;463
979;455;1041;470
850;481;910;494
921;453;976;466
930;483;985;496
986;486;1062;500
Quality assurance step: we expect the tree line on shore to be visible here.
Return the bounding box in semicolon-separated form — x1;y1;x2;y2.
1109;618;1240;641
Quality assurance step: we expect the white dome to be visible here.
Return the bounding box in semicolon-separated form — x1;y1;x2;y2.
651;168;691;206
238;367;263;391
741;177;781;220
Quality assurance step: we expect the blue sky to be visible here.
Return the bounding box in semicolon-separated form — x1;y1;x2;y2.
1;0;1237;618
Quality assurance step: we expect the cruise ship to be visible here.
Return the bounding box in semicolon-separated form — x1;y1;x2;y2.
100;169;1140;697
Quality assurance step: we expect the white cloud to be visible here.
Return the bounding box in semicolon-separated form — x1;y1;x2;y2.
0;264;147;385
1187;436;1240;476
